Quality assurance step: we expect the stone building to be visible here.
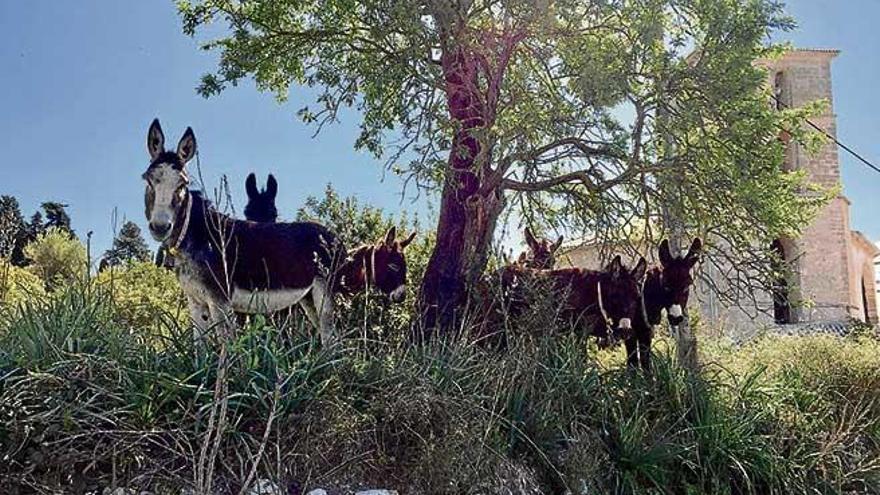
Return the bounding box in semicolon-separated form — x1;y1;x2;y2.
560;48;879;335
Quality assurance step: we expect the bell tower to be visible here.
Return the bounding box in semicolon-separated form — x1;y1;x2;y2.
764;49;853;322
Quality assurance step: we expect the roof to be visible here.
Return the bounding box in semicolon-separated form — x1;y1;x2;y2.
851;231;880;257
787;48;841;55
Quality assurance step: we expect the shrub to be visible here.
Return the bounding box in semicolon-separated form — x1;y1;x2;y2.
1;281;879;494
92;260;187;333
0;257;45;317
23;227;88;290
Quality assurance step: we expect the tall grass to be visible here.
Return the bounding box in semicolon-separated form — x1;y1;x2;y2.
1;285;878;494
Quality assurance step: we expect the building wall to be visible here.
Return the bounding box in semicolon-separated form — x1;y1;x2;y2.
848;232;879;323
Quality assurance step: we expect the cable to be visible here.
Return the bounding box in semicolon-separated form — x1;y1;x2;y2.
772;94;880;176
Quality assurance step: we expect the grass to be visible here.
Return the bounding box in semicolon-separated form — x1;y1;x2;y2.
1;285;879;494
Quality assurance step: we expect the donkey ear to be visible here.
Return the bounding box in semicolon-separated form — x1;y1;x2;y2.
147;119;165;161
176;127;197;166
266;174;278;199
659;239;673;266
400;231;417;249
524;227;538;249
605;255;623;275
551;235;564;252
245;173;258;199
686;238;703;265
632;257;648;280
384;226;397;245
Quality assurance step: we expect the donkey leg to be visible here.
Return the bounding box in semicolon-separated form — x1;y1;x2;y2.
310;279;337;346
188;298;211;348
206;302;235;340
624;337;640;369
299;297;320;330
637;331;653;375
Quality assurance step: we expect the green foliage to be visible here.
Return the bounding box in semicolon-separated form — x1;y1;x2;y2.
1;280;878;493
0;258;45;320
24;227;88;290
178;0;829;299
93;260;187;332
0;195;28;265
102;220;152;267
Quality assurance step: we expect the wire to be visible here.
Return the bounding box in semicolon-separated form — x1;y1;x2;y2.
772;94;880;176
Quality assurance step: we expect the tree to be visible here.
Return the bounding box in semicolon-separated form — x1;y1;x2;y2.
27;211;45;243
24;227;88;290
41;202;74;237
102;221;152;268
0;195;28;266
179;1;826;335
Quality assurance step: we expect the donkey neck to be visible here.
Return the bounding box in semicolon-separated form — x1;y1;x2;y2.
168;191;227;255
163;190;193;252
337;245;375;294
641;266;665;324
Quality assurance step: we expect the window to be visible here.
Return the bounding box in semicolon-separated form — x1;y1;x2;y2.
770;239;792;324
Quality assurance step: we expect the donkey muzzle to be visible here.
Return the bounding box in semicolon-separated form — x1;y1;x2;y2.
149;221;172;241
668;304;685;326
389;284;406;303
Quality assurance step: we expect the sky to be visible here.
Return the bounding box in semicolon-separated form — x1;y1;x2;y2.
1;1;879;256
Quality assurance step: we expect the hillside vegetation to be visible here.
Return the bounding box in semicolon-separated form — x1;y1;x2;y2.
1;263;878;494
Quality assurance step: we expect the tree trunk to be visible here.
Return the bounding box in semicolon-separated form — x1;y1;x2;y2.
417;44;505;338
659;104;699;374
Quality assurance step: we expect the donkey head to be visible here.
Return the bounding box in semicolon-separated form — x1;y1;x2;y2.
599;255;648;344
244;173;278;223
518;227;564;269
658;238;702;327
370;226;417;303
142;119;196;243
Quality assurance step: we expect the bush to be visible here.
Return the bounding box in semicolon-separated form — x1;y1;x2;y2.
93;260;187;333
0;257;45;318
1;282;879;493
23;227;88;290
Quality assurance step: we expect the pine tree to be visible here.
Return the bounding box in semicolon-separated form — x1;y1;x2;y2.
27;212;45;243
0;195;28;265
102;221;152;268
41;202;74;237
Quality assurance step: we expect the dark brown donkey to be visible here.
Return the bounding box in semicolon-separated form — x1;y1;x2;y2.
240;172;416;304
244;173;278;223
627;238;702;372
336;226;417;303
142;119;346;345
517;227;564;269
493;255;647;347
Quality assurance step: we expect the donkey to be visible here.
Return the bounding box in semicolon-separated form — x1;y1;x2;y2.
240;172;416;303
244;173;278;223
336;226;417;303
517;227;564;269
142;119;346;345
481;255;647;348
626;238;702;372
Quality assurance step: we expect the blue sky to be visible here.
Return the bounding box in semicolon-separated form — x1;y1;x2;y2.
1;1;878;256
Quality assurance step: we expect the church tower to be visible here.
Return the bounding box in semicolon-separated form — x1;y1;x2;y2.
764;49;877;324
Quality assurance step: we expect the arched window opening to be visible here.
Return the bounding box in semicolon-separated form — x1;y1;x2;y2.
774;71;786;110
770;239;792;324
